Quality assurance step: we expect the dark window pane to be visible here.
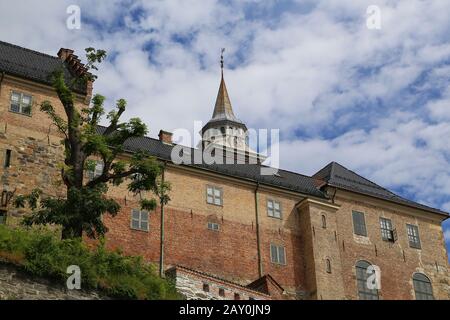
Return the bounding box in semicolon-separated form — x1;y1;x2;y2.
131;220;140;229
353;211;367;236
413;273;433;300
10;102;20;113
355;261;379;300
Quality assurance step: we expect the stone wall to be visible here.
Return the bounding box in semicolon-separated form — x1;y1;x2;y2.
0;262;103;300
166;265;271;300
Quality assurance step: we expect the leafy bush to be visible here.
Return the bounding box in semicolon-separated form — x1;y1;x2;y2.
0;225;181;300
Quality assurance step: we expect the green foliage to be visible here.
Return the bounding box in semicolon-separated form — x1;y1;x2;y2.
14;47;167;239
0;225;181;300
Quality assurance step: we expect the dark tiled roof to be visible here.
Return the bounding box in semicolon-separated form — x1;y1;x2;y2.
0;40;86;94
314;162;448;217
130;139;325;198
96;126;325;198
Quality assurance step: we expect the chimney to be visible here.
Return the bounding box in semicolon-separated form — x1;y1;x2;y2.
57;48;94;104
57;48;74;62
158;130;173;144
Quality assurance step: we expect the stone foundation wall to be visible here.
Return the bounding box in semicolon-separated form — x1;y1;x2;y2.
0;262;104;300
167;266;271;300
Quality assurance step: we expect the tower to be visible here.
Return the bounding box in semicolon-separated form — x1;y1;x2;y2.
200;49;264;164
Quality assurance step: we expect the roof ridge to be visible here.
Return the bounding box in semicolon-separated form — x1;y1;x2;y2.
0;40;59;60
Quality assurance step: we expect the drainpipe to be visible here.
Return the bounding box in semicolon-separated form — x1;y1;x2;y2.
159;162;166;278
0;72;5;95
254;182;263;277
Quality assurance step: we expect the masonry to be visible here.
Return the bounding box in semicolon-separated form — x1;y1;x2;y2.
0;262;103;300
0;40;449;300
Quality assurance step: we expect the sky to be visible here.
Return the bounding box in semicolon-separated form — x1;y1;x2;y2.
0;0;449;255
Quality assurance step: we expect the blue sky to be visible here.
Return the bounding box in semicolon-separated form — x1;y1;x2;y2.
0;0;449;255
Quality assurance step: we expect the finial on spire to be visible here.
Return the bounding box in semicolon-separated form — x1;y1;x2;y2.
220;48;225;76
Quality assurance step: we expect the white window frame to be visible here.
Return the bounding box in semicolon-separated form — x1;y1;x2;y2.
10;91;32;116
130;209;149;232
267;199;282;219
88;160;104;181
206;185;223;206
270;243;286;265
207;222;220;231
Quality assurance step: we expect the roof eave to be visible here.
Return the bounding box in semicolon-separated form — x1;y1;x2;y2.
326;183;449;218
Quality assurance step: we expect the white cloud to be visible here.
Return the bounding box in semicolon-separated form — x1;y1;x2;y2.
1;0;450;218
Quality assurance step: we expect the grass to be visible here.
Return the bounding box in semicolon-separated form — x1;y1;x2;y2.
0;224;181;300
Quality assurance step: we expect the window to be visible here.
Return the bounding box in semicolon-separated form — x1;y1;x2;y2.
407;224;421;249
355;260;379;300
413;273;434;300
352;211;367;236
219;288;225;297
206;186;222;206
207;222;220;231
326;259;332;273
4;149;11;168
203;283;210;292
0;210;6;225
380;217;394;242
267;200;281;219
130;209;149;231
88;161;104;180
321;214;327;229
270;244;286;265
234;293;240;300
10;91;32;115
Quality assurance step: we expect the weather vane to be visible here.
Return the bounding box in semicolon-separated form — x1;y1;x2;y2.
220;48;225;74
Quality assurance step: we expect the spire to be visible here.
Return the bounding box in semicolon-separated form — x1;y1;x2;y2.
211;48;239;122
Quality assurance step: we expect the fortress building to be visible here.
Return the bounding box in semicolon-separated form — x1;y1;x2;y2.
0;40;449;300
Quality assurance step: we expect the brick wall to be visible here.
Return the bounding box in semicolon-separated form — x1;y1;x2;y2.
332;190;450;300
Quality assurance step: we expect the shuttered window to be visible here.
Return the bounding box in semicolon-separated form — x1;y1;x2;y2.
407;224;421;249
352;211;367;236
380;217;394;241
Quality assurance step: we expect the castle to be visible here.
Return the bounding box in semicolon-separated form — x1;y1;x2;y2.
0;40;449;300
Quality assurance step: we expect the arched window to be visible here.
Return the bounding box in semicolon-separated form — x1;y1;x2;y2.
321;214;327;229
326;259;332;273
355;260;379;300
413;273;434;300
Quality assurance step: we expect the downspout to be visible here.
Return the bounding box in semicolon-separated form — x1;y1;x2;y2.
0;72;5;96
159;161;167;278
254;182;263;278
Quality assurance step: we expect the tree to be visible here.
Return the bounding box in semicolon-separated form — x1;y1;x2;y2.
14;48;163;239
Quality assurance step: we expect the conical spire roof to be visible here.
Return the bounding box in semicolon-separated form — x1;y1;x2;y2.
211;73;240;122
